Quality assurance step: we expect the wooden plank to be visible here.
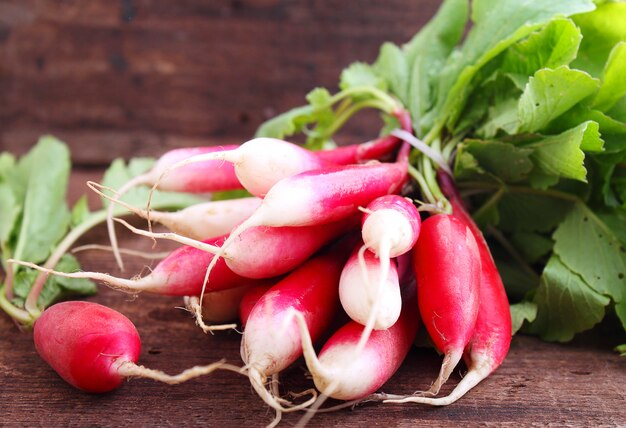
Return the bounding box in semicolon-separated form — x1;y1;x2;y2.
0;0;439;164
0;170;625;426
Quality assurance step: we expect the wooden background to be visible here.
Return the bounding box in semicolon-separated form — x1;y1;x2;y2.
1;1;625;426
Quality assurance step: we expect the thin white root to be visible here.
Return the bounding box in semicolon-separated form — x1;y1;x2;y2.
183;296;238;333
71;244;170;260
7;259;146;294
115;359;245;385
113;218;221;255
383;364;491;406
426;348;464;396
248;367;318;414
101;176;150;272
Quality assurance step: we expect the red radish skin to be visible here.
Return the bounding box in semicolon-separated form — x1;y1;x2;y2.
34;301;242;393
387;171;512;406
114;215;358;279
339;244;401;330
35;301;141;393
11;236;261;297
239;284;273;328
293;282;419;402
413;214;481;395
240;240;352;411
106;145;241;270
315;135;400;165
158;138;334;198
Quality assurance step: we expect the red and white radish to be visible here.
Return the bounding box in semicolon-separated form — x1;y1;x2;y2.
91;181;261;241
106;145;241;270
115;215;358;279
339;244;401;329
154;138;334;199
315;135;400;165
412;214;481;395
10;235;259;297
239;284;273;328
34;301;241;393
240;239;352;412
386;172;512;406
352;194;420;353
292;281;419;401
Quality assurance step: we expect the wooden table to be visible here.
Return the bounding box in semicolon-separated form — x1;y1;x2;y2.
1;1;625;426
1;170;625;427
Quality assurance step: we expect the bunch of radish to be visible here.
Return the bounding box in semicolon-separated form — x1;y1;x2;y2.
14;131;511;424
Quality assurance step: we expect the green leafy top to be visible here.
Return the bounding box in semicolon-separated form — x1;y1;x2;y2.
255;0;626;347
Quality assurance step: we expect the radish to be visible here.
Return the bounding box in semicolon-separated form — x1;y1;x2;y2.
153;138;334;199
34;301;241;393
292;281;419;402
107;145;241;270
315;135;400;165
350;194;420;354
91;181;261;241
239;284;273;328
386;172;512;406
115;215;358;279
9;235;258;297
412;214;481;396
339;244;401;329
240;238;353;412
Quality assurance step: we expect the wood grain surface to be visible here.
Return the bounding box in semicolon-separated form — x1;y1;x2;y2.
1;1;625;426
0;0;439;164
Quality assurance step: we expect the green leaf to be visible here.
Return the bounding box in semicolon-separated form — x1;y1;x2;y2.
460;139;534;183
518;67;599;133
552;202;626;308
255;104;315;139
607;96;626;123
527;255;610;341
374;43;408;104
339;62;387;91
13;136;71;264
528;121;604;183
572;2;626;77
615;344;626;356
477;96;520;138
510;301;538;334
0;184;19;246
70;195;90;227
0;153;16;183
497;193;574;233
511;231;554;263
592;42;626;112
101;158;201;212
428;0;595;131
403;0;469;132
11;254;96;309
500;18;582;76
596;209;626;246
546;104;626;137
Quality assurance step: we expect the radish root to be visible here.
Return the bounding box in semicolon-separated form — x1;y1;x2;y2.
183;296;238;333
115;359;245;385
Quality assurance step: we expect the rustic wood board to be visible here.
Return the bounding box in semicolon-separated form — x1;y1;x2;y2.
0;170;625;427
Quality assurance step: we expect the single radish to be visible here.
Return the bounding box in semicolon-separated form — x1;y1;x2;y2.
107;145;241;270
10;235;260;297
339;244;401;330
386;172;512;406
412;214;481;396
315;135;400;165
115;215;358;279
34;301;241;393
155;138;335;199
91;181;261;241
241;238;353;412
292;281;419;401
351;194;420;354
239;284;273;328
197;284;255;323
